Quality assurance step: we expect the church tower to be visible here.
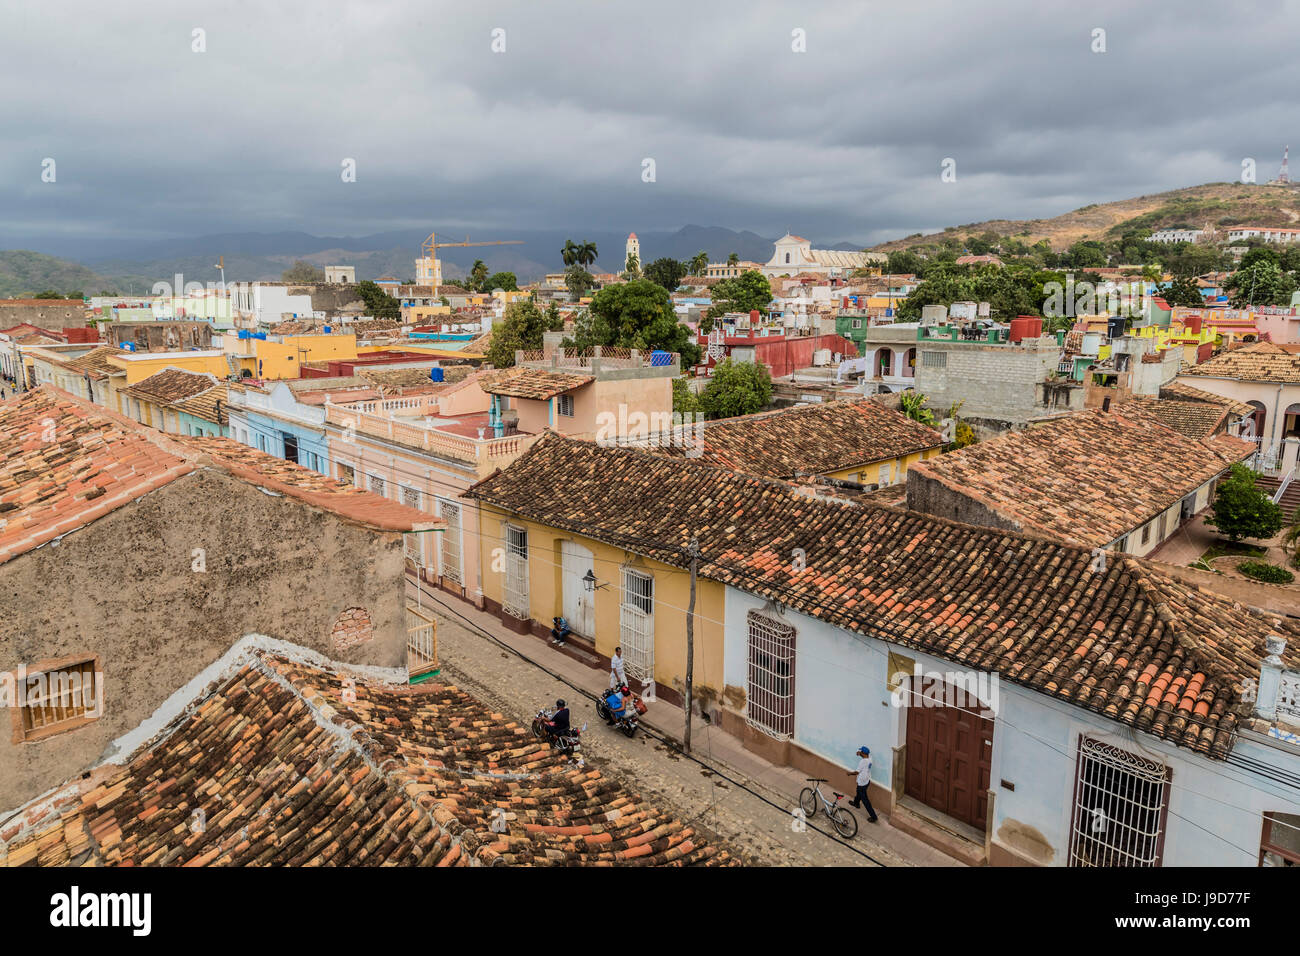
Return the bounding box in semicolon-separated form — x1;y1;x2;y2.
625;232;640;268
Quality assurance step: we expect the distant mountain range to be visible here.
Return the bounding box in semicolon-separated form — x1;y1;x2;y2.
0;225;868;296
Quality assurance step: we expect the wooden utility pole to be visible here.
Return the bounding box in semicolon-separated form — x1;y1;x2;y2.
684;536;699;753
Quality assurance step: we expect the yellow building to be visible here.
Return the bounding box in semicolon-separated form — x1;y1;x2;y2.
223;332;360;380
465;398;945;705
108;349;230;385
638;396;946;489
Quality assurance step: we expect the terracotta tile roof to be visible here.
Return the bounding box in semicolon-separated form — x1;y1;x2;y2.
1111;398;1228;441
351;319;401;335
56;345;128;380
653;399;944;478
170;384;229;425
0;650;735;866
908;408;1240;547
171;436;442;533
480;367;594;400
466;434;1300;758
0;388;438;566
357;366;471;391
1184;341;1300;383
120;367;220;404
1159;381;1254;416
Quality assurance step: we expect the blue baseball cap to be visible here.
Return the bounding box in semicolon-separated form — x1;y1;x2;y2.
857;746;870;756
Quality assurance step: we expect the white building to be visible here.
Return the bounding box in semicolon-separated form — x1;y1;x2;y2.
1226;226;1300;245
763;233;885;278
324;266;356;284
227;283;316;328
1149;228;1204;244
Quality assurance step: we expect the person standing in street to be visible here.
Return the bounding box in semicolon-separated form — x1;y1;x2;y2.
847;745;879;823
609;645;627;689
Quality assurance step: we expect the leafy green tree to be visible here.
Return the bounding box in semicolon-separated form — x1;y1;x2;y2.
354;280;400;319
282;260;325;283
566;279;701;366
34;290;62;299
706;270;772;322
565;264;595;298
886;249;924;275
1226;259;1297;307
484;271;518;292
624;252;640;276
485;298;563;368
468;259;489;292
1160;276;1205;308
698;359;772;420
1204;463;1284;543
643;257;687;291
672;378;700;415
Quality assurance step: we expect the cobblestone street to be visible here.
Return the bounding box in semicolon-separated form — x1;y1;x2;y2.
410;580;956;867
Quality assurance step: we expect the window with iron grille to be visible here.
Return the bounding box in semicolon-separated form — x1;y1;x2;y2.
503;525;529;619
369;473;386;498
557;394;575;417
439;500;462;584
619;568;654;681
921;350;947;368
1260;812;1300;866
340;464;355;486
401;485;421;511
746;611;795;740
1069;736;1170;867
14;657;102;743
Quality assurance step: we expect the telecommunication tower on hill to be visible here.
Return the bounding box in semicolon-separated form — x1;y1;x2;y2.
1268;145;1291;186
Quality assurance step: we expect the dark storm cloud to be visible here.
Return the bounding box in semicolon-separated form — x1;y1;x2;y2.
2;0;1298;247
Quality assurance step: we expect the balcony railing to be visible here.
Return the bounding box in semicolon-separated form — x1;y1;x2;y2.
324;404;530;464
517;345;677;371
407;604;439;679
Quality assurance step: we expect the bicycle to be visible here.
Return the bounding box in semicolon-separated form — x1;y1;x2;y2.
798;778;858;838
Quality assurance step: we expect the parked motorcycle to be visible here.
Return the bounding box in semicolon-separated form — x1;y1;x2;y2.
531;706;583;756
596;684;644;738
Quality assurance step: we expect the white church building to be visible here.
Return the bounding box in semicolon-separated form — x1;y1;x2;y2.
763;233;885;278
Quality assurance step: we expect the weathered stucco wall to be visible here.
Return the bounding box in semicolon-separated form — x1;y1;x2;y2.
904;470;1024;534
0;467;407;810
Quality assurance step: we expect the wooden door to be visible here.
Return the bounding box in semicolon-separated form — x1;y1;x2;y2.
560;541;594;638
904;679;993;831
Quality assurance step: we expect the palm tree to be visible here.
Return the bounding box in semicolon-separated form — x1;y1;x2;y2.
727;252;740;266
561;239;579;267
689;251;709;276
577;241;598;271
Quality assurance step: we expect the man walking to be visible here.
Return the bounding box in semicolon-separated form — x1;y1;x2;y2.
609;645;627;689
847;745;879;823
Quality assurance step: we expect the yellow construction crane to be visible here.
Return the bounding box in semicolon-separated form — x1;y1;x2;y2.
417;232;523;287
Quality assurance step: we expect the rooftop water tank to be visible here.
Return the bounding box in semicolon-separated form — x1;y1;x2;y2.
430;367;444;382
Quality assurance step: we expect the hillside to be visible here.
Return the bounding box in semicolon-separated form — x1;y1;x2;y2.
871;182;1300;253
0;250;111;297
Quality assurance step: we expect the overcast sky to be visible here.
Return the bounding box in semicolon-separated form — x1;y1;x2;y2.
3;0;1299;247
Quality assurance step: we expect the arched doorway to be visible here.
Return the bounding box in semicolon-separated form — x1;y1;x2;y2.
903;347;917;379
876;347;894;380
1244;400;1267;443
1284;402;1300;439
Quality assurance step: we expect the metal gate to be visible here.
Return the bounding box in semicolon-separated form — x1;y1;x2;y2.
438;500;462;584
503;525;529;619
1068;736;1170;867
619;568;654;681
745;610;795;739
